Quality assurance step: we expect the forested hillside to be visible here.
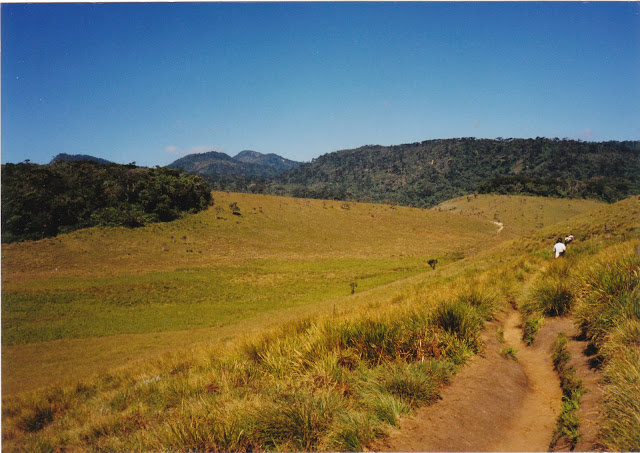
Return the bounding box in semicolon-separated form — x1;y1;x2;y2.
1;161;212;243
274;138;639;206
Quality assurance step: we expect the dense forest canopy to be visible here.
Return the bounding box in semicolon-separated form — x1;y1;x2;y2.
272;138;639;206
1;161;212;243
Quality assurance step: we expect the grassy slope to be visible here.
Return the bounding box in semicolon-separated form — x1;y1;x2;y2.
1;195;638;452
435;194;604;236
2;192;500;396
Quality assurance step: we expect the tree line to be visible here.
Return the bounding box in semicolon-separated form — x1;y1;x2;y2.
200;138;639;207
1;161;212;243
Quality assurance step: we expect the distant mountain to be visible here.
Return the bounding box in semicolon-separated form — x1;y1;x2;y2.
276;138;640;206
167;150;301;179
51;153;112;165
233;150;301;172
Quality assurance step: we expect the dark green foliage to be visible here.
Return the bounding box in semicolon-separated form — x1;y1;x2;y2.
1;161;212;242
276;138;640;206
164;138;639;205
478;175;634;202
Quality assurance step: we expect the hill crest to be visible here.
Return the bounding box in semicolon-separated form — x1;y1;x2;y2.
168;150;301;178
50;153;112;165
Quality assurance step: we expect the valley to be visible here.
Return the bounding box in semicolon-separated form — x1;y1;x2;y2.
2;192;638;452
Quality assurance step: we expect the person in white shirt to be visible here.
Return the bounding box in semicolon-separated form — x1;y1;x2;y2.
554;238;566;258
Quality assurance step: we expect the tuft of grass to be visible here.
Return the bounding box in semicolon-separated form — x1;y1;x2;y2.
531;280;574;317
522;314;544;345
499;347;518;361
521;260;575;344
255;388;344;451
17;403;55;433
380;362;441;409
433;301;482;342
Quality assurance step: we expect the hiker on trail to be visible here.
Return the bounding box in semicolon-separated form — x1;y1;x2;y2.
554;238;566;259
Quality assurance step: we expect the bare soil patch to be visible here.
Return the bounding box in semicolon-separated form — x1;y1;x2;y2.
369;309;568;452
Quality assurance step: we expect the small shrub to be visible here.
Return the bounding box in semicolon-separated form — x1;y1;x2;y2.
325;410;381;452
364;391;410;427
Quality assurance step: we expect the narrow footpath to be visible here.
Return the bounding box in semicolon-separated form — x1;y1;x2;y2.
369;309;571;452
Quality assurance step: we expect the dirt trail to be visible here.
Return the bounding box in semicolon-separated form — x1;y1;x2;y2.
370;310;570;452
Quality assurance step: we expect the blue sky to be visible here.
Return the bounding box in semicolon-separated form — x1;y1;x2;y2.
2;2;639;166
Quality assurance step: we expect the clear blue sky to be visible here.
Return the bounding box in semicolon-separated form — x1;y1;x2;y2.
2;2;639;166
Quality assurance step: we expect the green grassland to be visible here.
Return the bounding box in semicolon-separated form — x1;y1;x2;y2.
2;192;500;395
2;193;639;452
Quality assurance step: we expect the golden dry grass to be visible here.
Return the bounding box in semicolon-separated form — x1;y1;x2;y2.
435;194;604;236
2;192;502;396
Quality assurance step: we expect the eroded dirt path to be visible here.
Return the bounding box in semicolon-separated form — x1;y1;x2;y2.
370;309;569;452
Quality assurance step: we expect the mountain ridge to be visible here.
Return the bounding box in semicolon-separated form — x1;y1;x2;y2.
167;149;301;178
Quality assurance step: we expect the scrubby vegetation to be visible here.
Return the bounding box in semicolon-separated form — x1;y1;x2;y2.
1;161;212;243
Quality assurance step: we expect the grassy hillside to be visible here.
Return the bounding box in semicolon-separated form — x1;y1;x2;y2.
435;194;604;236
2;194;638;452
2;192;500;396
